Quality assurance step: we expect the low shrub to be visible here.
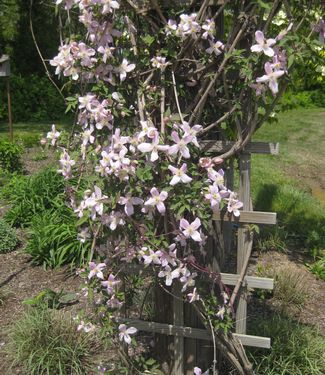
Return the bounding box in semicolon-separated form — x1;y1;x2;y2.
7;306;100;375
0;74;65;122
0;219;18;254
4;168;65;227
248;315;325;375
0;140;23;173
26;206;91;268
279;89;325;111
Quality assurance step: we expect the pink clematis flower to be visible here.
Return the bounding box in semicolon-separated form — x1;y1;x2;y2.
88;261;106;280
227;192;243;217
168;164;192;186
256;62;285;95
180;122;202;148
168;131;192;159
118;324;137;344
188;288;200;303
144;188;168;215
143;249;163;266
206;40;224;56
137;135;169;162
118;194;143;216
194;367;209;375
46;124;60;146
180;218;202;242
158;265;180;286
115;58;135;82
101;274;120;294
251;30;276;57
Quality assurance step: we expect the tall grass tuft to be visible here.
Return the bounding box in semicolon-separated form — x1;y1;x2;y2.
248;315;325;375
7;306;100;375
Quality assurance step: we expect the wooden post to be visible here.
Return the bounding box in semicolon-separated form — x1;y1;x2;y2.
6;77;13;142
236;153;251;334
173;283;184;375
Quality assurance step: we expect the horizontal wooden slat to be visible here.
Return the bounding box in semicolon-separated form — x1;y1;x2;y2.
121;265;273;290
200;140;279;155
115;318;271;348
221;273;274;290
213;210;277;225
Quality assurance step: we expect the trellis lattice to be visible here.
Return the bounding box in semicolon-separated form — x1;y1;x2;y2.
120;141;279;374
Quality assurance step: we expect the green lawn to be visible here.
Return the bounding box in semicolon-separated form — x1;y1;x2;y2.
251;108;325;254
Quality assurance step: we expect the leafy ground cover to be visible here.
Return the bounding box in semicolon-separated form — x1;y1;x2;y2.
0;108;324;374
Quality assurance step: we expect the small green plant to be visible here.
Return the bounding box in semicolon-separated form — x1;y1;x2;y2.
248;315;325;375
0;140;23;172
26;206;91;268
4;168;65;227
0;219;18;253
23;289;78;309
7;306;100;375
306;257;325;280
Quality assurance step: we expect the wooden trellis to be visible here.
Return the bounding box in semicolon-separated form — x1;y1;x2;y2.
119;141;279;374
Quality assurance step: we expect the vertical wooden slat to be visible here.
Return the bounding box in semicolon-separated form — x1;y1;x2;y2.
236;153;251;334
173;283;184;375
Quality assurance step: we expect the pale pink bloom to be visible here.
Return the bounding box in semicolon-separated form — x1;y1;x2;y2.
115;58;135;81
314;19;325;43
118;195;143;216
222;291;229;304
256;62;285;94
188;288;200;303
82;125;95;146
160;244;177;267
40;138;47;146
206;40;224;56
205;183;223;211
85;186;108;220
143;249;163;265
88;261;106;280
165;19;177;35
144;187;168;215
106;294;123;309
180;218;202;242
168;164;192;186
158;266;180;286
226;192;243;217
178;13;201;37
103;211;125;230
194;366;209;375
112;128;130;152
180;270;197;292
151;56;168;70
251;30;276;57
202;19;215;39
76;42;96;67
77;227;91;243
46;124;60;146
97;45;114;63
58;150;75;179
101;274;120;294
138;136;169;162
180;122;202;147
216;306;225;320
168;131;191;159
78;94;96;111
118;324;137;344
102;0;120;14
250;82;266;96
138;121;158;140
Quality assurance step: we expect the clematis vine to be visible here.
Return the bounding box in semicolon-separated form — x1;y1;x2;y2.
251;30;276;57
256;62;285;94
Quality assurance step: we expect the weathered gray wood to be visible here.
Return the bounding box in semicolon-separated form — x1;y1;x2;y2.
200;140;279;155
114;318;271;349
236;153;252;334
173;283;184;375
212;210;276;225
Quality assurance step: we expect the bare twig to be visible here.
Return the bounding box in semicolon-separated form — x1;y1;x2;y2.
171;70;184;123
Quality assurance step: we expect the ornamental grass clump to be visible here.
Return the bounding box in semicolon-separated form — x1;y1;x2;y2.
7;306;100;375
